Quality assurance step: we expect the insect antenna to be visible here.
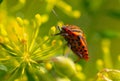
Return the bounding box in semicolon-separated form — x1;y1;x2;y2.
52;9;63;31
52;9;61;22
52;9;67;56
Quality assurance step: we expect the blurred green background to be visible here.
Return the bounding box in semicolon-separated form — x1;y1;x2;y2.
0;0;120;81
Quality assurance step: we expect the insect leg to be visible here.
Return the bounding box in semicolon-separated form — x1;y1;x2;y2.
62;43;67;56
53;26;62;36
74;52;83;63
64;43;72;57
61;42;70;57
54;32;61;35
56;26;61;31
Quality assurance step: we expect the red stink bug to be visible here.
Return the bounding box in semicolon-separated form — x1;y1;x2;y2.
55;25;89;62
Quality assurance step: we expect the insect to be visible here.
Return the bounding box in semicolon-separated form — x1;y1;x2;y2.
55;25;89;62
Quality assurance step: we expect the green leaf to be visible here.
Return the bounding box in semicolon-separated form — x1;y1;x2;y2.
98;30;120;39
0;64;7;71
8;66;22;81
26;67;36;81
107;10;120;19
0;43;17;56
0;0;3;4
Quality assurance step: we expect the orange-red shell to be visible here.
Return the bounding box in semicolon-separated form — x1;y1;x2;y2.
59;25;89;61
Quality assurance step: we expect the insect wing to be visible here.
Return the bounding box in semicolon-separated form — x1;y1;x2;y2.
79;36;89;61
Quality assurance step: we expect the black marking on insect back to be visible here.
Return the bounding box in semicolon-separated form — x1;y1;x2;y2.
73;48;78;52
77;35;81;40
78;41;81;45
82;46;85;49
76;35;82;43
76;39;80;42
80;49;82;52
71;39;74;42
73;45;77;49
76;39;79;42
68;34;75;39
70;43;76;48
71;33;76;36
83;53;88;58
84;50;87;52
